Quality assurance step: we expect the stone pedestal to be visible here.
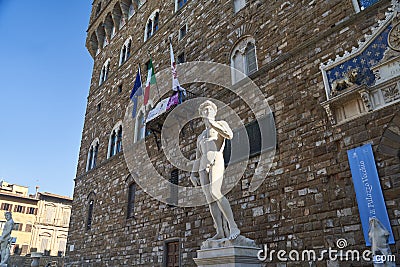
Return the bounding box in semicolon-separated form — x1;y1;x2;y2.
194;246;262;267
194;236;261;267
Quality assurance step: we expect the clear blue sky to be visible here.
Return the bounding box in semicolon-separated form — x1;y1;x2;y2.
0;1;93;197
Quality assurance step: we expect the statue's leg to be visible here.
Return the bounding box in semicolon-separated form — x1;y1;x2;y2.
3;248;9;264
199;171;224;240
210;166;240;240
0;243;5;264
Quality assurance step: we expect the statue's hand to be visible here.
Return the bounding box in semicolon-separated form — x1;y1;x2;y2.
190;174;200;186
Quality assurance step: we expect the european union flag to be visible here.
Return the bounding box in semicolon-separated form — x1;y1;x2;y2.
130;67;143;118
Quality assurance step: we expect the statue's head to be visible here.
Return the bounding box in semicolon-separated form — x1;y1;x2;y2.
198;100;217;119
4;212;11;220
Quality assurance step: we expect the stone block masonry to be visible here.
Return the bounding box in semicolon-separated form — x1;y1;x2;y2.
66;0;399;266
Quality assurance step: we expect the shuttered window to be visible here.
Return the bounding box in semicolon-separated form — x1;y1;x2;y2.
357;0;380;10
1;203;12;211
25;224;32;232
15;205;24;213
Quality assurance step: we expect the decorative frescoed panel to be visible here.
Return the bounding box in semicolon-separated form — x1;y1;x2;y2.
325;26;391;95
320;2;400;125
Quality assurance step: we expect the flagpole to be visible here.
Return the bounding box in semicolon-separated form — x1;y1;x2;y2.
169;37;183;103
146;49;161;100
137;63;146;120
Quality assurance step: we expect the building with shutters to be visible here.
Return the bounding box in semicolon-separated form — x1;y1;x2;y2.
30;192;73;257
0;181;38;255
0;181;72;257
66;0;400;266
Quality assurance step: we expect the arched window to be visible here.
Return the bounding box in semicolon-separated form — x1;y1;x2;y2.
245;43;257;75
112;3;123;30
230;37;258;84
146;20;153;40
104;13;115;40
108;122;123;158
86;138;99;171
133;100;153;142
119;38;132;65
89;32;99;57
96;24;107;48
144;10;160;41
116;125;123;153
137;111;146;141
153;12;159;32
128;2;135;18
99;59;111;85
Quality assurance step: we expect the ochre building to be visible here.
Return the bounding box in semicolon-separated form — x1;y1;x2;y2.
0;181;72;257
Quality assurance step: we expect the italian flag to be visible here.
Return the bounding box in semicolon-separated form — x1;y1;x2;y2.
144;59;156;105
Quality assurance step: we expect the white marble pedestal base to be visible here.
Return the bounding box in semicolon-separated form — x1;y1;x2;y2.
194;246;262;267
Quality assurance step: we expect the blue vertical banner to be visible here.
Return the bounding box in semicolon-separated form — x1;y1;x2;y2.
347;143;395;246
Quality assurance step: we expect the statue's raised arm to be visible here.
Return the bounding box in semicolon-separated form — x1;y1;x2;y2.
208;120;233;140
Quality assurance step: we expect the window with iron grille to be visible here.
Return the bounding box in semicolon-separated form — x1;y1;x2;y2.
168;170;179;206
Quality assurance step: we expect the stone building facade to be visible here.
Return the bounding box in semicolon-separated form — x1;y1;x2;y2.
30;192;72;257
66;0;400;266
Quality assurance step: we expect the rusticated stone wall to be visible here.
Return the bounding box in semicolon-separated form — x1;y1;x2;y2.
66;0;399;266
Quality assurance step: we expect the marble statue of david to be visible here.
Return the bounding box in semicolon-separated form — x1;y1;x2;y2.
190;100;241;240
